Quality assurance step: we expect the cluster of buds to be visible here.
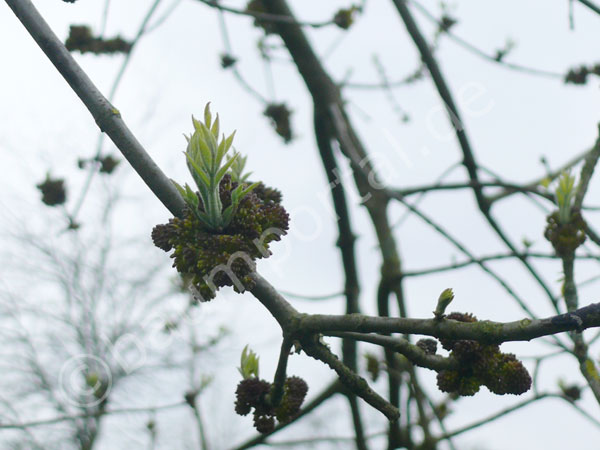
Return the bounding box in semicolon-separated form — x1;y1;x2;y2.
234;347;308;434
544;172;586;256
564;63;600;85
65;25;132;55
333;6;361;29
263;103;293;144
37;174;66;206
436;313;532;396
152;104;289;301
235;376;308;433
245;0;277;34
77;154;120;174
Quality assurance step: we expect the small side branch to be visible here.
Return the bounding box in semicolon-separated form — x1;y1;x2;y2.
327;331;458;372
302;302;600;342
0;401;186;430
575;124;600;211
409;0;563;79
489;147;594;204
301;336;400;422
435;393;556;441
268;339;293;407
391;0;487;214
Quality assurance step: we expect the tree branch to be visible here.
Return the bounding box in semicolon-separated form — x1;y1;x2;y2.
435;393;556;441
0;401;186;430
408;0;563;79
578;0;600;16
575;124;600;211
268;338;293;408
301;302;600;342
299;335;400;422
327;331;458;372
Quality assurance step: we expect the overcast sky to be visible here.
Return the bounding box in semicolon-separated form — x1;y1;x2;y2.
2;1;600;449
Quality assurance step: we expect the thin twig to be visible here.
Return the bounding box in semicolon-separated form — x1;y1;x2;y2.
395;181;553;201
326;331;458;372
391;195;541;319
0;401;186;430
99;0;112;36
435;394;556;440
574;125;600;211
402;252;600;278
300;336;400;421
215;5;268;103
409;0;563;79
268;339;293;408
277;290;344;301
145;0;185;34
489;147;595;204
262;431;386;447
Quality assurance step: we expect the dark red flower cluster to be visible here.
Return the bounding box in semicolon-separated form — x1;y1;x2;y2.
152;175;288;301
235;376;308;434
264;103;293;144
436;312;532;396
65;25;132;55
36;175;66;207
565;64;600;85
544;211;586;257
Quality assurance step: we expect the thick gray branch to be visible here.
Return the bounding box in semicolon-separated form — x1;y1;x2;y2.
301;303;600;343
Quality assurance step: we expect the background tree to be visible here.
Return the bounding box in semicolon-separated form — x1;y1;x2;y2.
0;177;226;449
2;0;600;449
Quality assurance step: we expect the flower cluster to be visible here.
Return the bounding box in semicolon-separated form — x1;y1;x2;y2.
235;376;308;434
37;175;66;206
77;154;120;174
544;210;586;257
65;25;132;55
544;172;586;256
245;0;277;34
152;175;288;301
436;313;532;396
264;103;293;144
220;54;237;69
152;104;288;301
559;380;582;402
565;63;600;85
333;6;360;29
437;14;458;34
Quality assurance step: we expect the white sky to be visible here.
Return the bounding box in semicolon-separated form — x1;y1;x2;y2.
1;0;600;449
